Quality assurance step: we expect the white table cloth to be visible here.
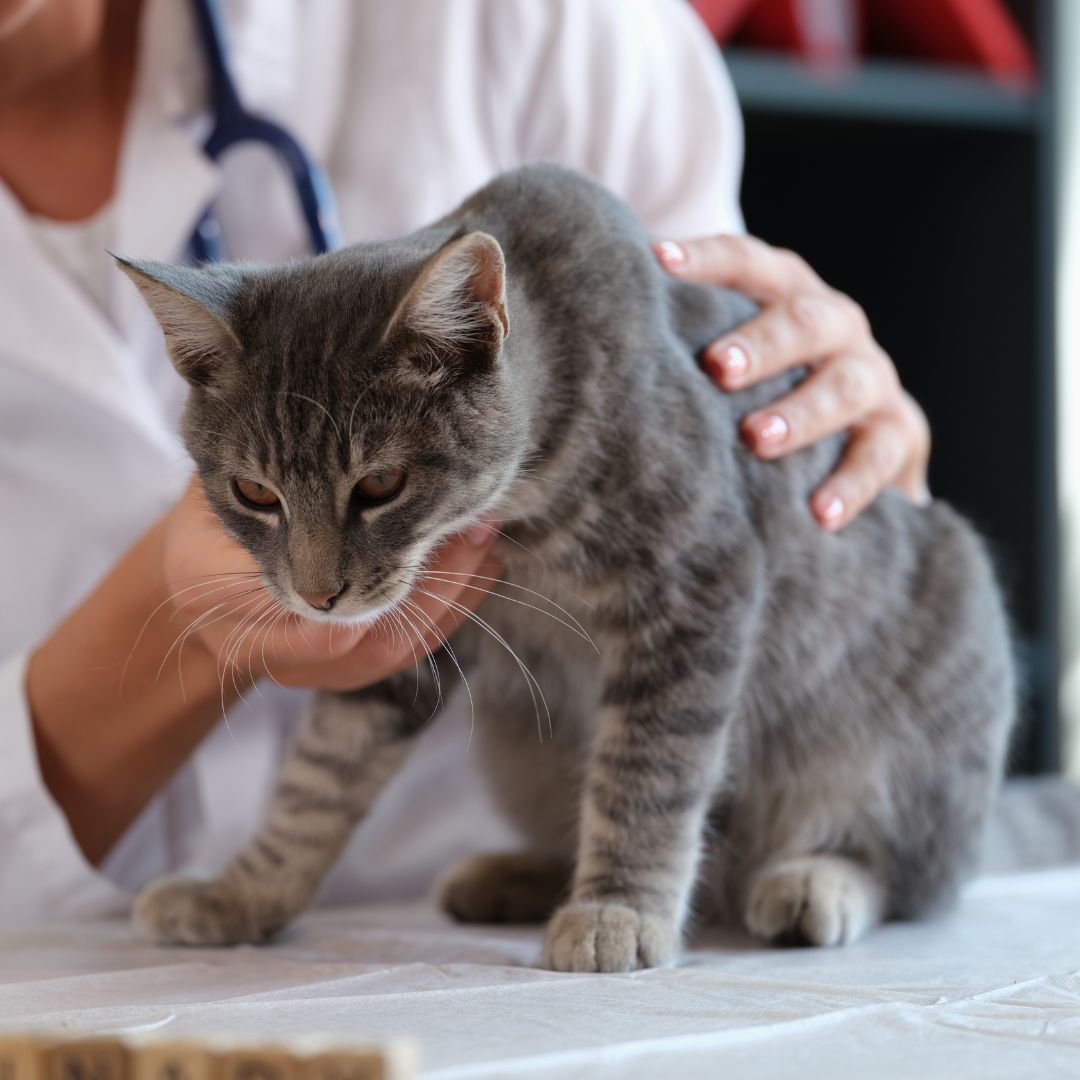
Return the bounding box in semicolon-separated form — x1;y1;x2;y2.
0;867;1078;1078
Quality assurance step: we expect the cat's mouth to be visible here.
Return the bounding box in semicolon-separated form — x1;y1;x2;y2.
279;580;414;627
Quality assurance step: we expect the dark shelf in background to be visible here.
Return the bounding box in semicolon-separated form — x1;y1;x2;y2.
725;47;1041;130
723;6;1060;774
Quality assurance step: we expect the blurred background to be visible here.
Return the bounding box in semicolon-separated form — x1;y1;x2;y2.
690;0;1075;777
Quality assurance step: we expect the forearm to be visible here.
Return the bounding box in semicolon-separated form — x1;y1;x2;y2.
26;514;241;866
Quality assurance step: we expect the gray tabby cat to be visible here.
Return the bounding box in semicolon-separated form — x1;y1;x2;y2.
118;164;1014;972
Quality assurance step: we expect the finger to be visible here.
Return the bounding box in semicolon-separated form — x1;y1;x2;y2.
653;235;821;303
740;352;887;459
704;290;870;391
892;393;932;505
810;416;910;531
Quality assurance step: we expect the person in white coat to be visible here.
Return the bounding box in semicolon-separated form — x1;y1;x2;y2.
0;0;930;923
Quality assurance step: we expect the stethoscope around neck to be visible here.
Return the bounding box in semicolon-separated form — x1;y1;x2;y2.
188;0;343;262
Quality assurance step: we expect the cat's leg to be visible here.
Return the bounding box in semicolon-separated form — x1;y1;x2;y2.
439;853;570;923
542;580;759;973
438;640;585;925
135;660;455;946
744;854;885;947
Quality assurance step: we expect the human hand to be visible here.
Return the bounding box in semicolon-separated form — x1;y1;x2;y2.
653;235;930;531
160;479;500;692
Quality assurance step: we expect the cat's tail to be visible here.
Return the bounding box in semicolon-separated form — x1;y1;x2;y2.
980;776;1080;874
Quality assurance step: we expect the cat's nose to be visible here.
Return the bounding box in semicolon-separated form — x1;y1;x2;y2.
300;584;346;612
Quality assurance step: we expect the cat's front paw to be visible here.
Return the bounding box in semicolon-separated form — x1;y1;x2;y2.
133;876;267;946
542;901;679;973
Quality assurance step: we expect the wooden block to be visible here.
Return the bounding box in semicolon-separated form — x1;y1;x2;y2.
0;1038;48;1080
217;1049;297;1080
131;1044;216;1080
301;1045;416;1080
45;1039;130;1080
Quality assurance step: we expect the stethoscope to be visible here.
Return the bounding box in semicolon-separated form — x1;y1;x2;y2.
188;0;343;262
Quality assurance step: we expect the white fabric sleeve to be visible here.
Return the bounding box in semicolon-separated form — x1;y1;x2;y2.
0;650;127;921
489;0;745;237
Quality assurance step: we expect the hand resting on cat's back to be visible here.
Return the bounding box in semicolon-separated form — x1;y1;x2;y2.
117;163;1014;972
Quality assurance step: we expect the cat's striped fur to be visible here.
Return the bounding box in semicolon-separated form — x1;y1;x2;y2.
121;165;1014;971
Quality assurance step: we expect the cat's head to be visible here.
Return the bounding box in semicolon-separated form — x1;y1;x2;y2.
118;232;521;624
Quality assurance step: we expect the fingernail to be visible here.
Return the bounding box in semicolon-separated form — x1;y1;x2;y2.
915;485;932;507
818;494;845;529
751;413;789;445
465;520;496;546
707;342;749;386
653;240;687;271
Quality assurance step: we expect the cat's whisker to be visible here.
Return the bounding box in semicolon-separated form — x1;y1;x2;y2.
468;520;543;562
394;600;444;722
399;595;477;746
242;599;288;695
121;575;261;693
409;585;552;743
170;589;266;698
259;608;292;692
386;606;424;707
225;595;277;685
515;468;573;491
421;572;598;652
218;596;278;720
424;567;594;612
157;585;267;694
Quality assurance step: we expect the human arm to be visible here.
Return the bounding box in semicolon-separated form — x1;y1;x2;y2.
25;480;500;868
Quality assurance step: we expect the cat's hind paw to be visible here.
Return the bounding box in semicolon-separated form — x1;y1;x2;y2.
542;901;679;972
133;876;269;946
439;852;569;924
744;854;884;948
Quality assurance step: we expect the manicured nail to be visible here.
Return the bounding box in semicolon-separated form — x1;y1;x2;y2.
465;520;496;546
753;413;789;445
707;342;749;385
653;240;687;270
818;494;845;528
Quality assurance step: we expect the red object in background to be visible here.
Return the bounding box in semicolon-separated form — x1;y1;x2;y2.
690;0;760;40
868;0;1035;83
691;0;860;63
740;0;860;64
690;0;1036;82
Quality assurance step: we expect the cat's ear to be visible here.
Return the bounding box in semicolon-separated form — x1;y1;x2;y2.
113;255;242;386
386;232;509;370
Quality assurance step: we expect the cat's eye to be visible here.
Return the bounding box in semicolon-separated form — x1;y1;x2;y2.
233;478;281;510
354;468;407;507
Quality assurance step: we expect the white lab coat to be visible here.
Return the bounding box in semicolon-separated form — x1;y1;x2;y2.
0;0;743;922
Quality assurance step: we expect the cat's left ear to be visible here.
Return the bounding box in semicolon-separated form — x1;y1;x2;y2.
387;232;509;369
113;255;242;387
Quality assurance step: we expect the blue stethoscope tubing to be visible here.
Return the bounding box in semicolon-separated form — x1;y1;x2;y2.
188;0;343;262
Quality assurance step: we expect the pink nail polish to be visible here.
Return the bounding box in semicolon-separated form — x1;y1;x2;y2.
755;414;789;444
819;495;844;527
709;342;749;383
654;240;687;270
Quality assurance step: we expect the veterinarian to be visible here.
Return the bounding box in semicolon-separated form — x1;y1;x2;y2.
0;0;929;920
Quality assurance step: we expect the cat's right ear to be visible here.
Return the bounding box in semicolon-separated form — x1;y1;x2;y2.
113;256;242;387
